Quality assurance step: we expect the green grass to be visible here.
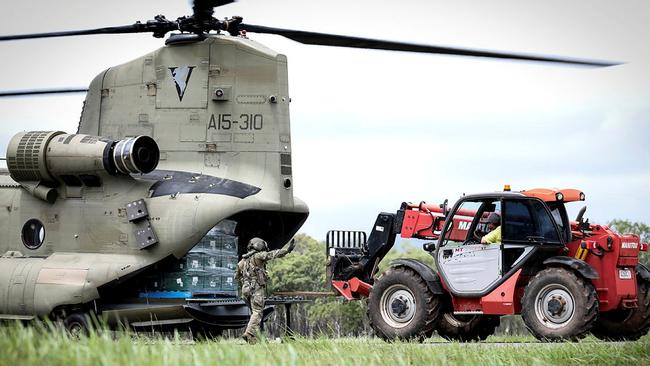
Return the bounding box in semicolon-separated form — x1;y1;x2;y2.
0;323;648;366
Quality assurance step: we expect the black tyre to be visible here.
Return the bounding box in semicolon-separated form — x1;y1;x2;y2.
591;277;650;341
435;313;500;342
368;266;440;341
521;267;598;341
63;313;91;338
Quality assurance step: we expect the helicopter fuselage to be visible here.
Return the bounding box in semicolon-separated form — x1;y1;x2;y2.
0;34;308;320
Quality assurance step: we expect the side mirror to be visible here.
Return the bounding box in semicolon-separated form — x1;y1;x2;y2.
439;199;449;217
576;205;587;223
423;242;436;252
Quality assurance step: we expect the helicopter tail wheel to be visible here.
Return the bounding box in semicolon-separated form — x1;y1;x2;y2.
368;267;440;341
522;267;598;341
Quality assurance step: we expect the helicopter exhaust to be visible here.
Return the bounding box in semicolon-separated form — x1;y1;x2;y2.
112;136;160;175
5;131;160;202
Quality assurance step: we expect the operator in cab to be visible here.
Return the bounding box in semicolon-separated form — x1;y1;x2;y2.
235;237;296;344
481;212;502;244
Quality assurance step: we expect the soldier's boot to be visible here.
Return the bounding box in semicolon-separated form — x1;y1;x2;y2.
242;332;257;344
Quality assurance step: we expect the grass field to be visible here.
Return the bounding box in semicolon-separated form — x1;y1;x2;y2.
0;323;648;366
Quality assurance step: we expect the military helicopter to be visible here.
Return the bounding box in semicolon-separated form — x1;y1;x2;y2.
0;0;617;334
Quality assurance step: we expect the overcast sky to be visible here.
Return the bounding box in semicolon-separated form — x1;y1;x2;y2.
1;0;649;241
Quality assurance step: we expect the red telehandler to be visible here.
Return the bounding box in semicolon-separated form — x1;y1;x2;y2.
326;187;649;341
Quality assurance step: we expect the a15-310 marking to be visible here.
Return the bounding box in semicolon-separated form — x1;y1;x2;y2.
208;113;264;130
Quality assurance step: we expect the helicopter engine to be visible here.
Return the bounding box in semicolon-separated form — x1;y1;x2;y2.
0;128;254;317
6;131;159;203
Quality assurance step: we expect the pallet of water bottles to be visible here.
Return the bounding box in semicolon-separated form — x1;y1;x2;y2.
138;220;239;298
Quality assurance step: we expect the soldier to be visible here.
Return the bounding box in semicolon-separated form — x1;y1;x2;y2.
235;237;296;343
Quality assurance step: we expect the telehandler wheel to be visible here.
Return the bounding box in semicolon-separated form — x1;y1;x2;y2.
435;313;500;342
521;267;598;341
368;266;440;341
591;277;650;341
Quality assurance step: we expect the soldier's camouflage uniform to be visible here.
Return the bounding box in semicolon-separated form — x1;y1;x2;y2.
236;242;291;340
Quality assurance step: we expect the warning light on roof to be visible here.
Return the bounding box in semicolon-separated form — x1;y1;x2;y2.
503;185;511;192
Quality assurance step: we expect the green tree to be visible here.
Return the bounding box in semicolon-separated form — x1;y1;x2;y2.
608;219;650;267
267;233;327;293
378;240;435;273
266;234;369;336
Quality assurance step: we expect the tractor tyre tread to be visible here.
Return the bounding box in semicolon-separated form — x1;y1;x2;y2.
521;267;598;341
435;313;501;342
368;266;440;341
591;277;650;341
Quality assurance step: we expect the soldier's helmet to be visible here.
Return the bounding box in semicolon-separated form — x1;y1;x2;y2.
248;237;269;252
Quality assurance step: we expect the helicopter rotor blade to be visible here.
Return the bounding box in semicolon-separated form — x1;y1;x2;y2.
0;1;236;42
0;88;88;97
238;23;619;67
0;22;178;42
0;24;176;42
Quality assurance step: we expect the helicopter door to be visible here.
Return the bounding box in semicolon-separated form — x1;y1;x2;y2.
437;200;502;295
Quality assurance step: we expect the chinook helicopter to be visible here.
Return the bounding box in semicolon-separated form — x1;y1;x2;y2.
0;0;618;334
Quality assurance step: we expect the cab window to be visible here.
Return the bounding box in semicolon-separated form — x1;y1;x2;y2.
503;199;560;244
547;202;570;242
441;199;501;246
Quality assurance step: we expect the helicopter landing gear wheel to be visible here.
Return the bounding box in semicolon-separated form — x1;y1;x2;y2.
521;267;598;341
591;277;650;341
63;312;91;338
368;267;440;341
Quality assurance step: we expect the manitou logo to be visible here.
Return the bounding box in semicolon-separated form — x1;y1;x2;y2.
457;221;488;231
621;242;638;249
458;221;471;230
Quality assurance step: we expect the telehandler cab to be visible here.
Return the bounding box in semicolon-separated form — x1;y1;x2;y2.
327;187;649;341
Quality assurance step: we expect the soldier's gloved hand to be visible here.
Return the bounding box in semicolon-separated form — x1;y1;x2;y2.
287;239;296;253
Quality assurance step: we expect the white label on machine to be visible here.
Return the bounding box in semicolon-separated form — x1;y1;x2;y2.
619;269;632;279
376;226;384;232
329;248;336;256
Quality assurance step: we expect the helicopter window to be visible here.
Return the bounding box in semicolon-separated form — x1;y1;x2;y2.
59;175;82;187
21;219;45;250
79;174;102;187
